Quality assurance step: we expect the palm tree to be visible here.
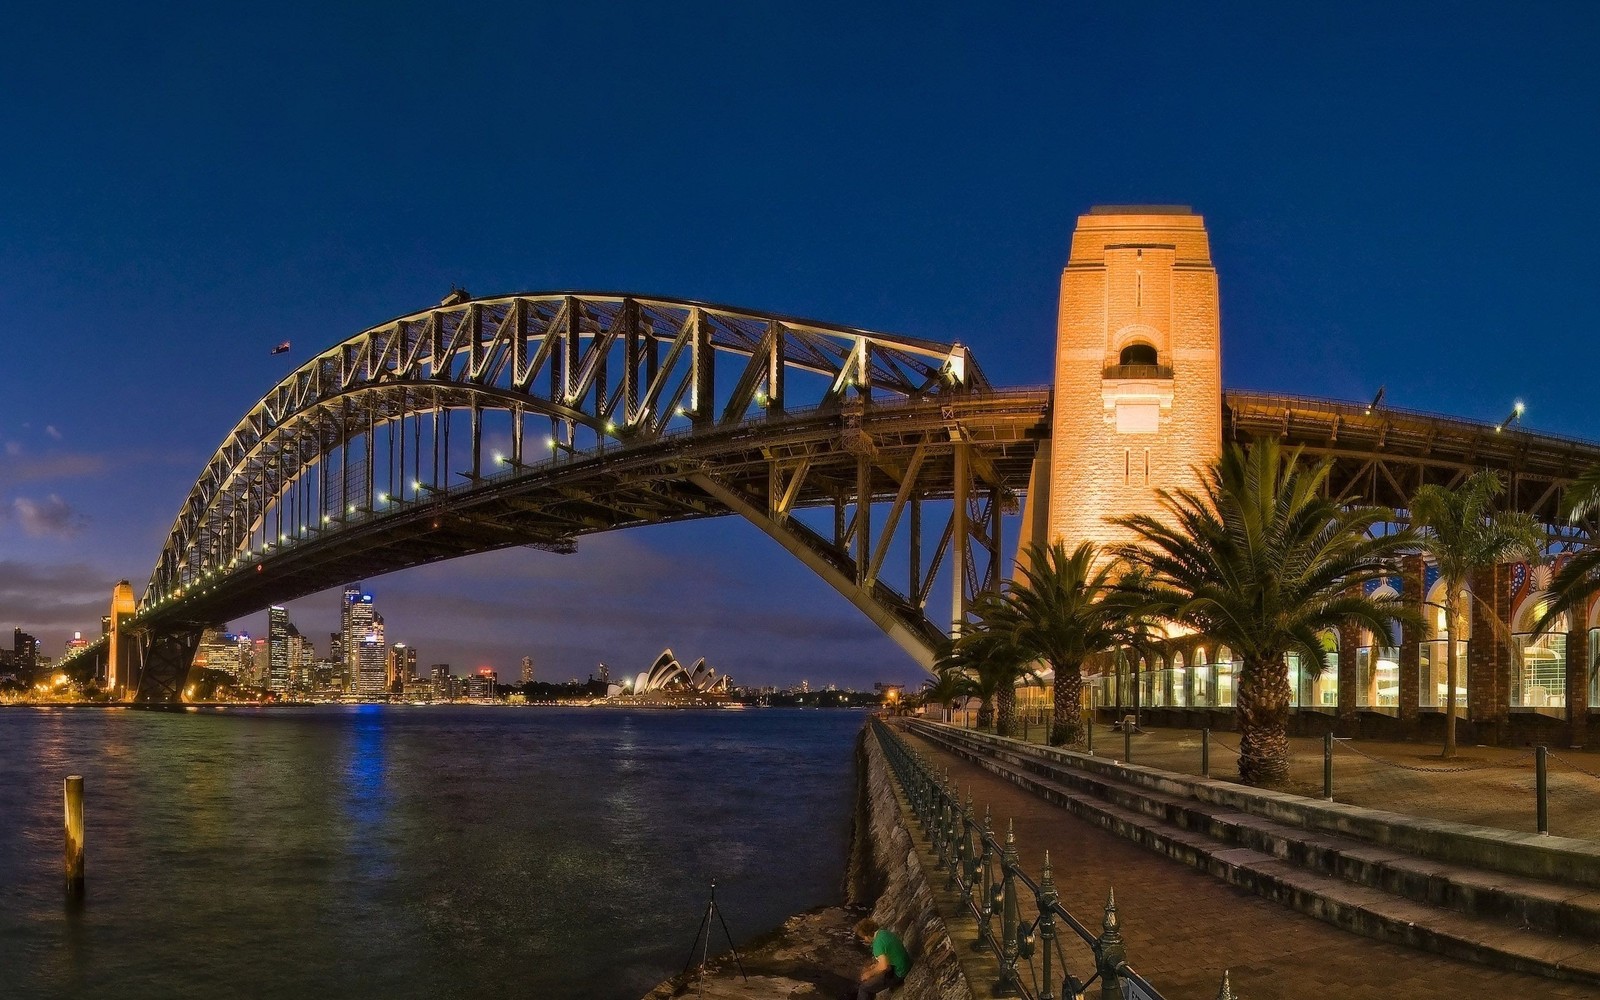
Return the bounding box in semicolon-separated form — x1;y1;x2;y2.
1112;437;1417;785
1002;540;1132;746
920;664;973;724
1534;464;1600;642
1411;469;1544;758
940;598;1037;738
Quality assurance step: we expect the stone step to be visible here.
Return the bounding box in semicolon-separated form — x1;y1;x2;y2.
909;724;1600;987
918;722;1600;940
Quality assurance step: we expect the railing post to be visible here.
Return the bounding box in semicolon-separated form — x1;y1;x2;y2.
1537;745;1549;836
955;789;972;896
1086;714;1093;756
1038;851;1058;1000
1123;715;1133;764
1094;889;1127;1000
1323;732;1334;801
1216;969;1236;1000
1202;727;1211;778
940;768;953;883
972;805;995;952
995;819;1022;997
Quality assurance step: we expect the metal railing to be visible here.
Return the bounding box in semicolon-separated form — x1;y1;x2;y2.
871;717;1167;1000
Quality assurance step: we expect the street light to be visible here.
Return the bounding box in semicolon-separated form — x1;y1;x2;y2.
1495;400;1526;433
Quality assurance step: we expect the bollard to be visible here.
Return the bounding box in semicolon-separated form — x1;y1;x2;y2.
1038;852;1058;1000
973;805;995;952
1536;745;1549;836
1202;728;1211;778
1323;732;1334;801
1123;715;1133;764
995;819;1022;997
1085;716;1093;756
64;775;85;899
1094;889;1127;1000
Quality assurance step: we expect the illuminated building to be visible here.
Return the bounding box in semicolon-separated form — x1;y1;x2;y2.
106;581;137;694
1042;206;1221;556
268;606;290;692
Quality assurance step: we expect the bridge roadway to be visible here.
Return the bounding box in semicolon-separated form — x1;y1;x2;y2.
897;724;1600;1000
132;388;1050;649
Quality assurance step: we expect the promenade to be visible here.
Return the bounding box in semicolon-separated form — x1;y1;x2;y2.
997;718;1600;839
898;724;1600;1000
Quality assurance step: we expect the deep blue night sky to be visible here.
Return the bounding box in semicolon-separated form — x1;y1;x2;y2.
2;3;1596;687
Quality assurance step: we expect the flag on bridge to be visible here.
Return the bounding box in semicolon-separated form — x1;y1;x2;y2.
271;341;291;355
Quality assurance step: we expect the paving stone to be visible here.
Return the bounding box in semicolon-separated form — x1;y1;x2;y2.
899;727;1600;1000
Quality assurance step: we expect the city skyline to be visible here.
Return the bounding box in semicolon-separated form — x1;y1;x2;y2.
2;4;1597;687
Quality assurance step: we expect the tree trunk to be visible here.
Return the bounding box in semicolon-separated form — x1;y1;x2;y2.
1443;586;1461;759
996;683;1017;738
1236;653;1291;785
1050;662;1084;746
976;698;994;731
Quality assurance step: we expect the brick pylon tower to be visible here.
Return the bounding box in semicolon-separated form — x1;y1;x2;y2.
1045;206;1223;553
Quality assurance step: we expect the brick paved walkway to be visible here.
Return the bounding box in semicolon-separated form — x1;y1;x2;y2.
899;726;1600;1000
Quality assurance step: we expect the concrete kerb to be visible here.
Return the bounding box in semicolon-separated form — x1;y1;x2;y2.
910;720;1600;891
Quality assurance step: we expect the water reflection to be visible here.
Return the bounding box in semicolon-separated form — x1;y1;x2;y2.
0;707;862;1000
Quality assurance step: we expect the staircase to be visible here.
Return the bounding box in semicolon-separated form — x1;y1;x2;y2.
907;719;1600;986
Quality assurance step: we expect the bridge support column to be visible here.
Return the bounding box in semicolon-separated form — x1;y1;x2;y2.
134;630;204;704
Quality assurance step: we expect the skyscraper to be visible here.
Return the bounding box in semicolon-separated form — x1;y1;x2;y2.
521;655;534;684
342;585;387;696
12;629;39;684
268;606;290;693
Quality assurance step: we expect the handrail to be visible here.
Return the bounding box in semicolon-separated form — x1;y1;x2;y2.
869;717;1168;1000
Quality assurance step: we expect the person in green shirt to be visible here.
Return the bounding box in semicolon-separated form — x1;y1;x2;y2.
853;918;910;999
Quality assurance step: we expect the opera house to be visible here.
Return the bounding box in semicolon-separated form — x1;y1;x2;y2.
606;648;732;700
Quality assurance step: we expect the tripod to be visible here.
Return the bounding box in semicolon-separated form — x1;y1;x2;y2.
680;880;747;991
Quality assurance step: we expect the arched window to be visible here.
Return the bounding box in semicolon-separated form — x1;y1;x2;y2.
1119;342;1158;367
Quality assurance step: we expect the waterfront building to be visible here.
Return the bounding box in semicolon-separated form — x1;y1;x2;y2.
64;632;89;657
194;627;250;679
267;606;290;693
1029;207;1599;746
613;649;731;697
469;668;498;700
11;629;39;684
521;655;534;684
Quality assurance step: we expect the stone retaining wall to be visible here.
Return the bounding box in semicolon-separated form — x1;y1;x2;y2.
847;724;973;1000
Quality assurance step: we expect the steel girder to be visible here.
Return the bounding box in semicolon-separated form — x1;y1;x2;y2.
1225;390;1600;546
126;293;1035;689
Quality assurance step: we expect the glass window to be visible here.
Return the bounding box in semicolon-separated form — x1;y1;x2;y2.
1590;629;1599;709
1169;654;1187;709
1191;650;1211;709
1418;639;1468;709
1511;631;1567;709
1357;646;1400;708
1215;647;1236;708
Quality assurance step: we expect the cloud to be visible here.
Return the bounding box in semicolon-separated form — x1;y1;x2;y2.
0;560;110;631
0;452;108;484
4;441;19;457
45;425;62;440
11;495;86;538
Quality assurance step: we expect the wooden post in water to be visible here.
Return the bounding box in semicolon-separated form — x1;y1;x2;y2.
64;775;85;899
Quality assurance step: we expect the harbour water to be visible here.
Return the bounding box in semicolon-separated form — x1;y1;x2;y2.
0;706;864;999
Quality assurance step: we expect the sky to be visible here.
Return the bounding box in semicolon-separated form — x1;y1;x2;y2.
1;3;1597;688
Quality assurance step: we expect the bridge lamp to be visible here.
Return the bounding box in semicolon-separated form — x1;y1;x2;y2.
546;436;557;449
412;480;422;492
605;420;617;434
348;505;357;514
1495;400;1526;433
378;492;389;504
674;406;686;416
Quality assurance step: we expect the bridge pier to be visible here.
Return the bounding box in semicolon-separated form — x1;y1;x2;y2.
132;629;203;704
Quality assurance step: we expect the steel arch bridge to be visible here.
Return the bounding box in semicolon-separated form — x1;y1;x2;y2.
94;292;1050;701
